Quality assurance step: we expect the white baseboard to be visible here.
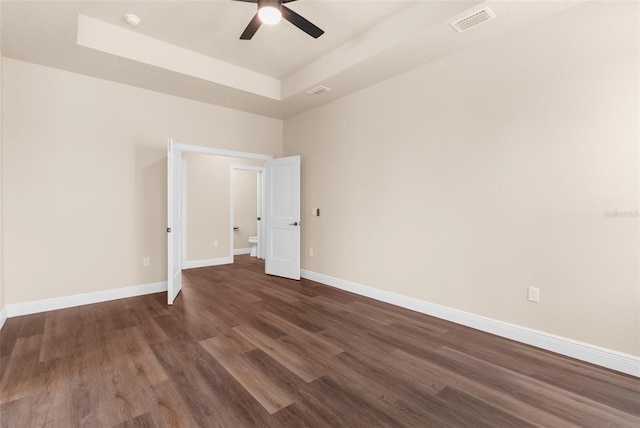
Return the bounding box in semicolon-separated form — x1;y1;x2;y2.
4;281;168;319
301;269;640;378
0;305;7;330
234;248;252;255
183;256;232;270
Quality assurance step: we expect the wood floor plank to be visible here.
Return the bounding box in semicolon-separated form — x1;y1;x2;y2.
436;345;640;427
115;412;158;428
33;358;77;424
0;318;24;359
251;285;304;304
72;347;147;425
323;352;454;427
442;331;640;416
16;312;47;338
149;339;224;423
296;375;407;427
233;324;327;383
436;386;537;428
151;337;274;427
254;297;325;333
0;334;43;403
200;336;296;414
389;348;581;428
1;255;638;427
1;396;41;428
257;312;344;357
141;381;200;428
122;294;169;320
118;326;170;388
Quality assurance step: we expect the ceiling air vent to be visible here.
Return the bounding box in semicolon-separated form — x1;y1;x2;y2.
306;86;332;96
451;8;495;33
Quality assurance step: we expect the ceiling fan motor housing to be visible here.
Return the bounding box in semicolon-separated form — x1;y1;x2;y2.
259;0;282;12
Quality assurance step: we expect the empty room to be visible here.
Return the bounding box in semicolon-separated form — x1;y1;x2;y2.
0;0;638;426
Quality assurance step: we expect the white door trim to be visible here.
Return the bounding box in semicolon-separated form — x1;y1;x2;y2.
175;143;273;161
230;165;265;261
258;170;266;259
181;159;188;266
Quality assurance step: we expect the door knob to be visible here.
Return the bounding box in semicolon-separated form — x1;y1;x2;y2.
289;221;300;226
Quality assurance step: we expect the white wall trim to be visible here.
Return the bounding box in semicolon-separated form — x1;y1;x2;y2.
174;142;273;161
0;306;8;330
301;269;640;378
234;248;252;255
183;257;232;270
4;281;168;319
230;165;266;173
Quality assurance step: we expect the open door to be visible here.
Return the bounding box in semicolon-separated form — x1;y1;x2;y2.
265;156;301;280
167;139;183;304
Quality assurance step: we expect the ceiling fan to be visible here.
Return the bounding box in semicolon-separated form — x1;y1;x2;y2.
234;0;324;40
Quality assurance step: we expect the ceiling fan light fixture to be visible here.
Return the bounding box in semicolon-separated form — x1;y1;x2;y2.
236;0;323;40
258;0;282;25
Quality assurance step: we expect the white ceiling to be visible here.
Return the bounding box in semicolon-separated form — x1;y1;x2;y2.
1;0;580;119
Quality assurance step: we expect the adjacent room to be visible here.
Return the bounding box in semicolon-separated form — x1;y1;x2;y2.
1;0;638;426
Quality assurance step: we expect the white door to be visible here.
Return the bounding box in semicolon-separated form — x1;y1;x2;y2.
167;139;183;304
265;156;300;280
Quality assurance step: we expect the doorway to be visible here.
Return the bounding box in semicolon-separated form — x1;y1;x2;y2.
181;154;264;269
231;165;265;260
167;139;301;305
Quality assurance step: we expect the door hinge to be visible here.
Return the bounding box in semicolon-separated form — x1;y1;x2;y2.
167;227;171;233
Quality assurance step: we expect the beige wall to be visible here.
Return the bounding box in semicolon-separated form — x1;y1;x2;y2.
284;2;639;355
184;154;261;261
2;58;282;305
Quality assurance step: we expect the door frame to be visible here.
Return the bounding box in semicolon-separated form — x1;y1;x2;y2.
176;143;273;162
167;140;273;303
230;165;266;260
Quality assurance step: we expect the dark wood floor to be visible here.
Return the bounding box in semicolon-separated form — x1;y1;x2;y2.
1;256;638;427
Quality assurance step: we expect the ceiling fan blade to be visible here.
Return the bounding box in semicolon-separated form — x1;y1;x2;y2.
281;5;324;38
240;13;262;40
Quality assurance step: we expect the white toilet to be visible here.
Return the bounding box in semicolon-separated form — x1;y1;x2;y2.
248;236;258;257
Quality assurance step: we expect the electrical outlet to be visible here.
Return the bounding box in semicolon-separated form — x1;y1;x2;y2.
143;257;150;267
309;249;314;257
214;240;219;248
528;287;540;303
